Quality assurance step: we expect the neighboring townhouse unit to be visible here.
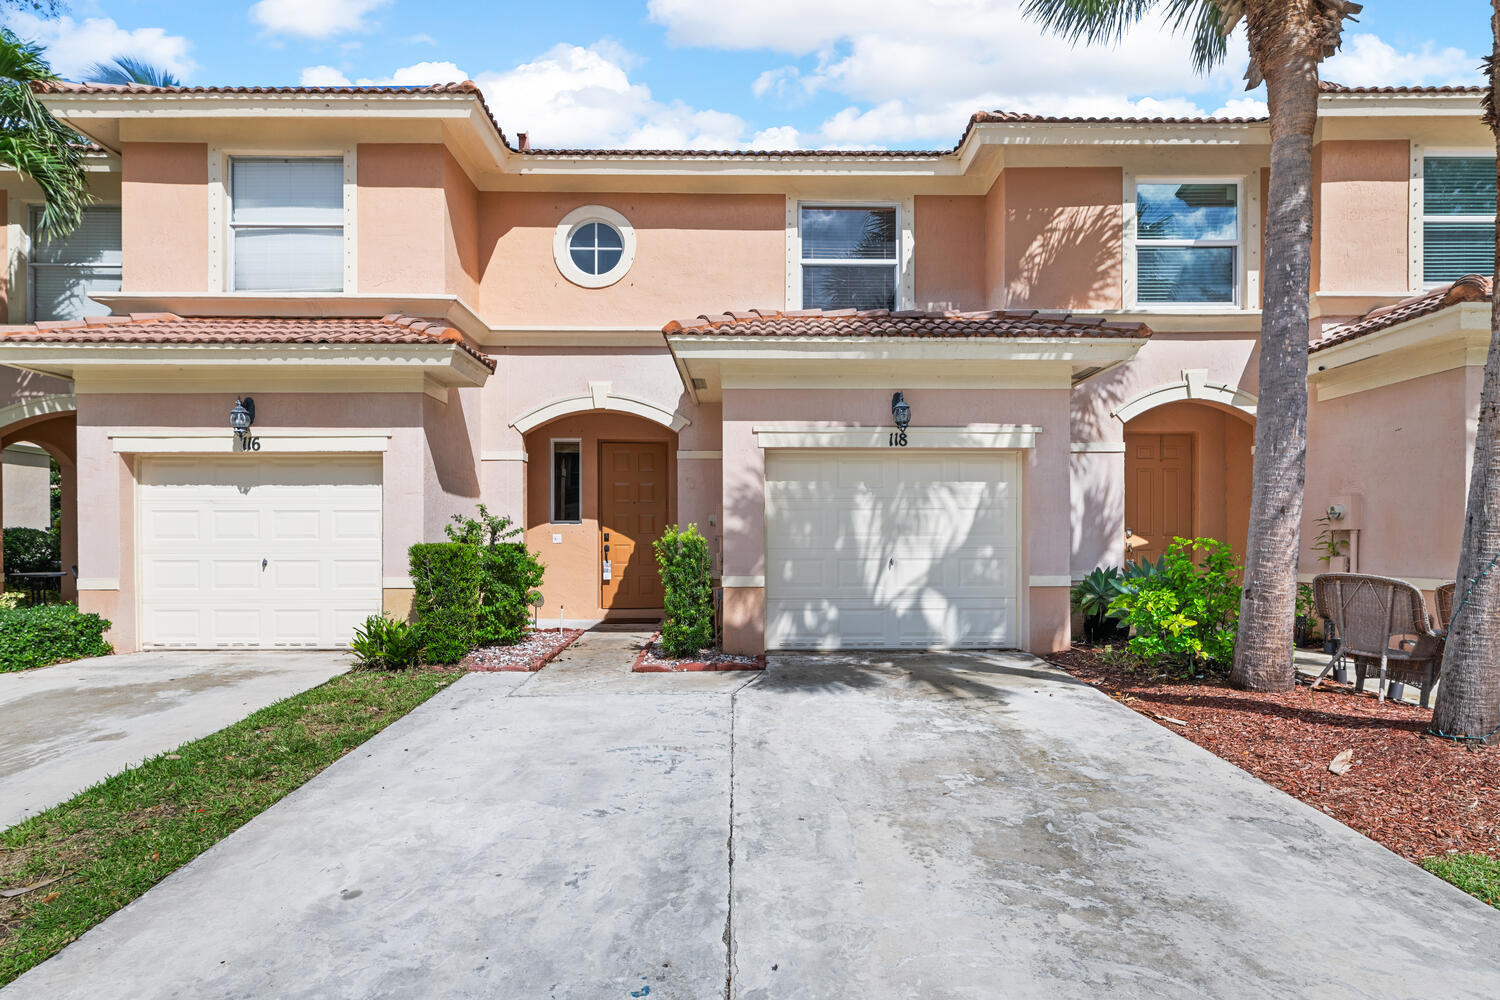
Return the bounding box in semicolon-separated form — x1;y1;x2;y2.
0;80;1488;655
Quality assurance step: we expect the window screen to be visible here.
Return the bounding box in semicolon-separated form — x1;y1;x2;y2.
28;205;122;321
230;157;344;292
1424;157;1496;283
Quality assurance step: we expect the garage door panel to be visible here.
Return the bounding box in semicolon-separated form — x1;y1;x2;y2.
139;456;382;649
765;450;1020;651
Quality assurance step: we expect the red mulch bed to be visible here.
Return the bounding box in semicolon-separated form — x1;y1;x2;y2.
461;628;583;672
1044;646;1500;864
632;632;764;672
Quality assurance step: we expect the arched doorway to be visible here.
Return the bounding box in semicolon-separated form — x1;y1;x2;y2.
1122;399;1254;564
1;406;78;603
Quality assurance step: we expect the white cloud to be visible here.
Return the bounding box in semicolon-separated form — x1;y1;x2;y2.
473;42;784;150
299;64;350;86
1322;34;1481;88
405;33;438;47
1212;97;1268;119
299;60;468;88
5;12;196;81
250;0;390;39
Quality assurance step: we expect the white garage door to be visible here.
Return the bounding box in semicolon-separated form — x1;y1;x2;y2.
138;456;383;649
765;450;1021;650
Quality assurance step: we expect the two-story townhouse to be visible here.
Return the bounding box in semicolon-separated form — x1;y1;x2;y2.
0;80;1487;656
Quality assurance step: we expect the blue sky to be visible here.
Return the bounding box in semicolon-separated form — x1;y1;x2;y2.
9;0;1492;149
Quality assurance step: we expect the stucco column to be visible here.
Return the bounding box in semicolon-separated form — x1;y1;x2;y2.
59;460;76;602
1069;445;1126;578
383;423;426;621
720;406;765;655
1026;396;1075;654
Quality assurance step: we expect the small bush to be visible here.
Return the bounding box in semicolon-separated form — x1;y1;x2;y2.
654;523;714;658
408;542;482;664
349;614;422;669
0;603;112;672
445;505;544;646
1108;537;1241;675
0;591;19;610
3;526;59;575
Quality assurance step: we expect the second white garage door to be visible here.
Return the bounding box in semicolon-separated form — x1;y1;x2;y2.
138;456;383;649
764;450;1022;650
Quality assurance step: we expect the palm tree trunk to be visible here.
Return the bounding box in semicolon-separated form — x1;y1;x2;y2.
1430;2;1500;744
1229;33;1319;692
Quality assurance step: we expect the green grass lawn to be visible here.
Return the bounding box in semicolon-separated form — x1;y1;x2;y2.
0;667;461;986
1424;853;1500;910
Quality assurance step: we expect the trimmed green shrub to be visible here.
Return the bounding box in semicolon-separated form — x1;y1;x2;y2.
408;542;482;664
349;613;422;669
445;505;545;646
0;603;112;672
654;523;714;658
1108;537;1241;675
4;526;60;575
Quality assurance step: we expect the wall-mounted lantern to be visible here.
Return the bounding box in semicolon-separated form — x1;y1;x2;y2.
891;391;911;432
229;396;255;438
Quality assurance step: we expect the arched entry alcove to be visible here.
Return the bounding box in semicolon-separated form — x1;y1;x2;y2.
1;395;79;602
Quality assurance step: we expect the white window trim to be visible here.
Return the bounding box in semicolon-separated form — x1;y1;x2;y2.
1414;146;1496;291
25;204;123;323
210;146;357;293
1127;175;1246;310
786;196;915;311
549;437;583;524
553;205;636;288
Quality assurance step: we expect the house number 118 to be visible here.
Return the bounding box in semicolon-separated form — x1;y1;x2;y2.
888;430;908;447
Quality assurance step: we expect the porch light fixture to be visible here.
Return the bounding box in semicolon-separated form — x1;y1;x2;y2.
229;396;255;437
891;391;911;431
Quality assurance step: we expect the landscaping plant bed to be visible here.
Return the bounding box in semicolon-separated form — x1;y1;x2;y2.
633;632;764;672
461;628;583;672
1044;647;1500;882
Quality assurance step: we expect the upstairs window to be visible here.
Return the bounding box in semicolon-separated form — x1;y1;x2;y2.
551;440;581;522
28;205;122;321
1424;156;1495;284
800;205;899;311
1135;182;1239;305
229;157;343;292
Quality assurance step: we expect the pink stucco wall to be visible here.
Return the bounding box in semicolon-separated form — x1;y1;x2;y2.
443;150;480;304
1303;368;1467;583
357;143;449;294
914;194;986;311
476;192;785;327
719;385;1073;655
984;172;1006;309
1003;167;1123;310
1315;140;1410;293
121;142;208;292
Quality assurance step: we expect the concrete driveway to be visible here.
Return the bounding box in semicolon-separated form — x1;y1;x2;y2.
5;640;1500;999
0;650;350;829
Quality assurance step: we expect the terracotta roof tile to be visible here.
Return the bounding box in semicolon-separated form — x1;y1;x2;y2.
662;308;1151;340
1311;275;1491;353
970;110;1266;125
0;313;496;369
1318;81;1485;94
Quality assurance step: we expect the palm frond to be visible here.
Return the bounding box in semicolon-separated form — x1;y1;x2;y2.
85;56;181;88
1022;0;1229;74
0;28;57;86
0;28;91;238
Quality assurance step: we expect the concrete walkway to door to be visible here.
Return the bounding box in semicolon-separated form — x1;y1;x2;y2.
5;642;1499;999
0;650;350;829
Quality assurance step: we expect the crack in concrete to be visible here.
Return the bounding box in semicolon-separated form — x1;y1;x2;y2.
723;679;738;1000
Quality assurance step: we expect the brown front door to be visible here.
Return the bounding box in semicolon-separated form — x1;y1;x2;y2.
1124;432;1193;564
599;442;668;610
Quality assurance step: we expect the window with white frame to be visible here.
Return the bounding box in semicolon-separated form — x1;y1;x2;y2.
28;205;122;321
1424;155;1495;284
799;205;899;311
1134;182;1239;305
229;157;344;292
551;440;581;522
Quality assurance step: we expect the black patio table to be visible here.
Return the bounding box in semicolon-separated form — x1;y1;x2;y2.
6;570;67;604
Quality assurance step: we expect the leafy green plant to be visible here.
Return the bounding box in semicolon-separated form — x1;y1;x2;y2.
1311;513;1347;565
0;591;19;610
1072;567;1127;643
0;603;112;672
445;505;545;645
3;526;59;575
654;523;714;658
408;542;482;664
1108;537;1242;675
1294;582;1322;647
349;613;422;669
1120;553;1167;589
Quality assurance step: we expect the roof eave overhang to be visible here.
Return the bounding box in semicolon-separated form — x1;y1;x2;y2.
1316;93;1486;118
91;291;489;342
1307;302;1491;401
1309;301;1491;373
0;341;494;386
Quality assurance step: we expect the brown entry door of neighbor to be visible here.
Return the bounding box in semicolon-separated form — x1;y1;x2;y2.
1124;433;1193;565
599;441;669;610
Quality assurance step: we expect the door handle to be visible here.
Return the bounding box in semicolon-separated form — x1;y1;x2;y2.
262;558;268;570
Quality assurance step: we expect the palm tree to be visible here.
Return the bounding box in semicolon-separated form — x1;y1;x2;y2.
1431;4;1500;745
1024;0;1362;691
0;27;87;237
84;56;180;88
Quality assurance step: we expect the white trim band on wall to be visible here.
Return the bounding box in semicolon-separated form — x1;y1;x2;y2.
76;578;120;591
110;429;392;454
383;576;414;589
1028;575;1073;588
753;424;1042;450
677;450;722;460
722;575;765;588
481;450;528;462
1070;441;1126;453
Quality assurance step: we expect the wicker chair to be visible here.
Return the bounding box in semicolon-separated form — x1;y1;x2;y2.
1435;582;1457;632
1311;574;1445;707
